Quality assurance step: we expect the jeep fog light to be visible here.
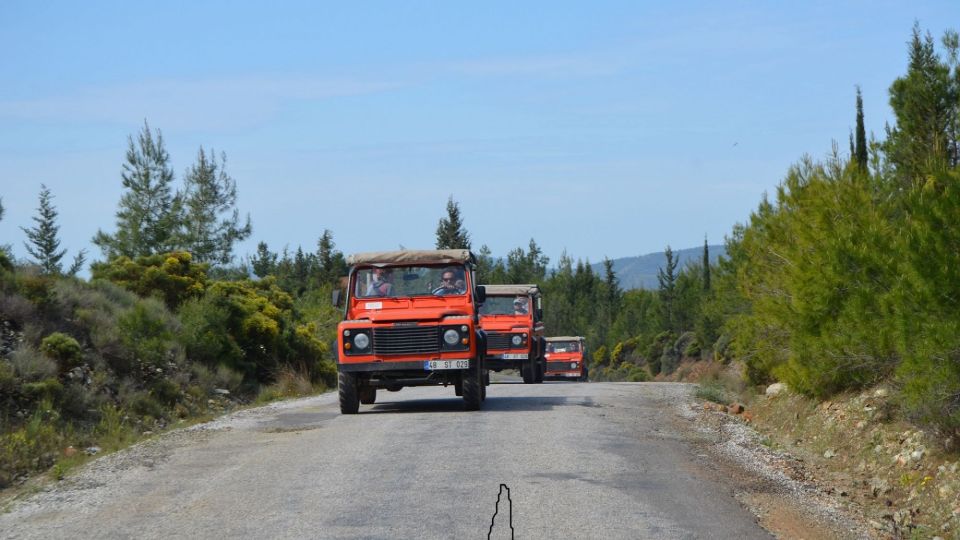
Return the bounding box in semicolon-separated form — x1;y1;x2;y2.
511;335;523;346
443;329;460;345
353;333;370;349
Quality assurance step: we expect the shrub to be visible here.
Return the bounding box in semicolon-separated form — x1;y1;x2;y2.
626;367;650;382
39;332;83;370
91;251;208;309
0;406;61;488
695;380;729;404
11;346;57;382
0;291;36;325
150;379;181;407
592;345;608;367
117;298;181;369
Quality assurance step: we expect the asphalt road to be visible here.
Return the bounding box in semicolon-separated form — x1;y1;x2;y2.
2;381;773;539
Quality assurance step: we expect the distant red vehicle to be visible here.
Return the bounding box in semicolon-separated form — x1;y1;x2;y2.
478;284;545;384
333;249;488;413
544;336;588;381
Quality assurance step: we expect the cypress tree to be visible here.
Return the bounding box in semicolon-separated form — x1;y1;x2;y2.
855;86;868;171
702;236;711;291
657;245;678;333
435;196;471;250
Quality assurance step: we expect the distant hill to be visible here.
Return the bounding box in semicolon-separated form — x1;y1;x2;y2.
590;245;727;290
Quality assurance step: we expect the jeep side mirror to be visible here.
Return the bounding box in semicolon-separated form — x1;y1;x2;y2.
332;289;342;307
475;285;486;304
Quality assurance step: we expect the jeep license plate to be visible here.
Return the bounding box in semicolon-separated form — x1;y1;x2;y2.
424;360;469;370
502;353;528;360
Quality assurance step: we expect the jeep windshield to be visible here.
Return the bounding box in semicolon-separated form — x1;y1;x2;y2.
479;296;530;316
546;341;580;353
354;264;467;298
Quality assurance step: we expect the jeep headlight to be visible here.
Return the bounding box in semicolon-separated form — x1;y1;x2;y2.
570;362;578;369
443;329;460;345
511;335;523;346
353;333;370;350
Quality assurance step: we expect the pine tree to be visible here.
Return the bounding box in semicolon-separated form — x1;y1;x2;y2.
93;121;180;259
179;147;252;265
435;196;471;250
884;24;957;183
21;185;85;275
855;86;869;171
250;241;278;278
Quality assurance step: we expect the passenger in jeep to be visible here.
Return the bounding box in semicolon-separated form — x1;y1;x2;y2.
364;268;394;297
513;297;528;315
432;268;465;295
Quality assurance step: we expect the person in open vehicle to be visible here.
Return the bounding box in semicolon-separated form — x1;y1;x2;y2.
432;268;466;295
364;267;394;297
513;297;528;315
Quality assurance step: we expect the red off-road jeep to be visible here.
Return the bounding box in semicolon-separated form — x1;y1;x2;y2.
478;284;545;384
333;249;488;413
544;336;588;381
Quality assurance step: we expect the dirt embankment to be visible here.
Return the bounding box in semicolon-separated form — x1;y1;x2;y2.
682;359;960;539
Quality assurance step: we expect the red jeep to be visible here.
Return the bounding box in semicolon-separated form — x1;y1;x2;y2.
544;336;588;381
334;250;488;413
478;284;545;384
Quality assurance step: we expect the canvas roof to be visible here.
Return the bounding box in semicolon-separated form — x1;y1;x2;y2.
347;249;473;266
480;284;541;296
546;336;585;342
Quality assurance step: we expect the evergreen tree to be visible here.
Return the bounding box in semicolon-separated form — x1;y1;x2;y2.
93;121;180;259
702;237;711;291
855;86;869;170
884;24;957;183
316;229;347;285
179;147;252;265
657;245;678;334
250;241;278;278
435;196;471;250
21;185;86;275
602;257;620;308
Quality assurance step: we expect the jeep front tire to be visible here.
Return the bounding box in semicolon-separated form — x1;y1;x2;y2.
339;370;360;414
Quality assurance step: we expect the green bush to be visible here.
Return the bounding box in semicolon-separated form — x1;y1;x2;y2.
39;332;83;370
626;366;649;382
150;379;181;407
117;298;182;370
0;404;62;488
91;251;208;309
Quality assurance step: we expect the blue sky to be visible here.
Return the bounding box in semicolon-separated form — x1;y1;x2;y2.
0;1;956;269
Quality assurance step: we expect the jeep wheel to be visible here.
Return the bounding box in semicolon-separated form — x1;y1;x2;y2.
462;362;483;411
534;358;545;384
522;361;535;384
359;384;377;404
338;371;360;414
481;370;489;401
